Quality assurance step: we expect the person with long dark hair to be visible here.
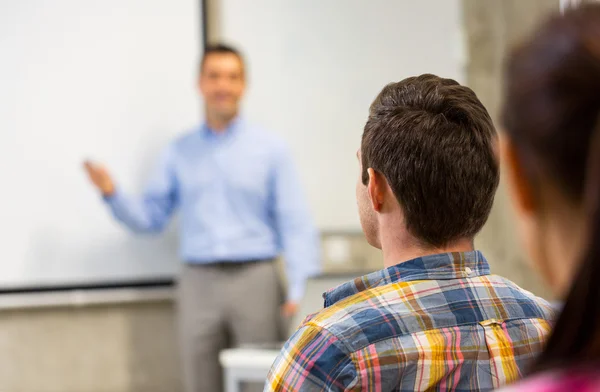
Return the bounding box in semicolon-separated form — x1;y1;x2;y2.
500;3;600;390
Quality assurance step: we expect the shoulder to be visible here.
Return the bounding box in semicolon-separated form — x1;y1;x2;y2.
171;127;202;150
285;323;351;359
267;323;357;391
488;274;558;321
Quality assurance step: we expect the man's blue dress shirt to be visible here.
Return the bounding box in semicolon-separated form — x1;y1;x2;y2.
104;119;321;301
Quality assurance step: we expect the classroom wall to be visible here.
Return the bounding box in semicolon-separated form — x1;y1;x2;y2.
0;296;179;392
215;0;465;230
464;0;558;299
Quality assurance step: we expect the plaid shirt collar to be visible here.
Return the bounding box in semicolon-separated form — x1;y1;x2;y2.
324;251;490;307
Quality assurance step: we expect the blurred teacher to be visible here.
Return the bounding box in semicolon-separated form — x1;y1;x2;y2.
83;44;321;392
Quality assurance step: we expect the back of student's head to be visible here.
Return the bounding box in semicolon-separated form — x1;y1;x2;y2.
502;3;600;372
361;74;499;248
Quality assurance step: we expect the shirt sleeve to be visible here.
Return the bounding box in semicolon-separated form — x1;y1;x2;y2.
270;143;322;302
104;144;179;233
264;324;358;391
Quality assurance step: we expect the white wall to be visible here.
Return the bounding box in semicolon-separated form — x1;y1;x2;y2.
219;0;465;230
0;0;201;287
0;0;465;286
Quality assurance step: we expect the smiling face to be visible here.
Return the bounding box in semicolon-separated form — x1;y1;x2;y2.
198;52;245;122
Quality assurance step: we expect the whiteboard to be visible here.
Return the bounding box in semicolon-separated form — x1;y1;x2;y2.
0;0;201;288
219;0;465;230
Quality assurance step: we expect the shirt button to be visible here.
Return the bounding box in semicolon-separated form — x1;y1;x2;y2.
464;266;472;275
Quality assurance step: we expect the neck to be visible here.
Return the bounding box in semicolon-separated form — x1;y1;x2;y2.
380;227;474;269
206;111;237;132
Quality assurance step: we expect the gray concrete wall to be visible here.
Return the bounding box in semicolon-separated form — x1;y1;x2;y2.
463;0;558;299
0;299;180;392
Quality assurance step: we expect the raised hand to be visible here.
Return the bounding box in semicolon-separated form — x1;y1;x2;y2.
83;160;115;196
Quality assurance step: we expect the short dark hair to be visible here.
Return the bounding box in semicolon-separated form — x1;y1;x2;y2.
199;43;244;72
361;74;499;247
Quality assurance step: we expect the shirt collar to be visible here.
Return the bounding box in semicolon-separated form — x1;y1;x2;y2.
323;251;490;308
200;116;244;138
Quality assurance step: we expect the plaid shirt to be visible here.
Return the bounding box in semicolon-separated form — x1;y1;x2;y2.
265;251;555;391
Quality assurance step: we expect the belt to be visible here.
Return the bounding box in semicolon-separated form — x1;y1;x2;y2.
187;258;275;268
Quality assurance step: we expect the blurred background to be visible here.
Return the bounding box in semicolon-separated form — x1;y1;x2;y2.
0;0;572;391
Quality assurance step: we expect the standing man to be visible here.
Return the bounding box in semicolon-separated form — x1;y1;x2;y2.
84;44;321;392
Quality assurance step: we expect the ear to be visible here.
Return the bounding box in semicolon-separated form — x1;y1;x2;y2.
367;168;384;212
501;135;536;214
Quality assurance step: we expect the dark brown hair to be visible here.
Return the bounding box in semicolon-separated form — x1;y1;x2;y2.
199;43;244;72
502;4;600;371
361;74;499;247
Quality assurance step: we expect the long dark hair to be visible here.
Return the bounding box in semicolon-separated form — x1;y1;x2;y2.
502;4;600;372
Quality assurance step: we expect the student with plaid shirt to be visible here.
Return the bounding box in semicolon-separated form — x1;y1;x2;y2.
265;74;555;392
